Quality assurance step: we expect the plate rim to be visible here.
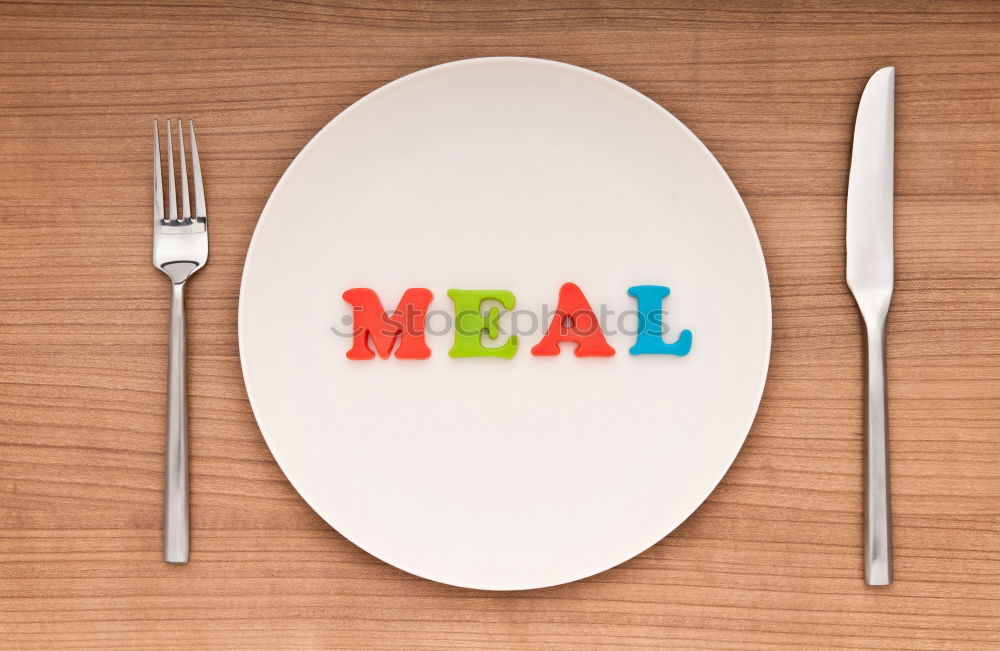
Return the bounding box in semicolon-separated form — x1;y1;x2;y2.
237;56;772;590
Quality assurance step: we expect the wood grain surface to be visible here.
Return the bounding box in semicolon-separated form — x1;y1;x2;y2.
1;1;999;648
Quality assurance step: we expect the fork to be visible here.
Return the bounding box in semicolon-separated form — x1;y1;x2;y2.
152;120;208;563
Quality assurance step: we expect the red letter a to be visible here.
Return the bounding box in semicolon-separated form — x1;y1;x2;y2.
342;288;433;360
531;282;615;357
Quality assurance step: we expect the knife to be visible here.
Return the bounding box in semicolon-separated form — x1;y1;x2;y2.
846;66;895;586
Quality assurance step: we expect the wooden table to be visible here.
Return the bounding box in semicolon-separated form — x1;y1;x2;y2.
2;1;998;648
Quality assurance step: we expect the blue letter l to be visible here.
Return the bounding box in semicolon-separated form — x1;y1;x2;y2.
627;285;692;356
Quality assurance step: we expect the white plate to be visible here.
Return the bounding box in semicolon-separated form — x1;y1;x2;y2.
239;57;770;590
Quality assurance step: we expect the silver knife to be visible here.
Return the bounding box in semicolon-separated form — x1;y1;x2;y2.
846;66;895;586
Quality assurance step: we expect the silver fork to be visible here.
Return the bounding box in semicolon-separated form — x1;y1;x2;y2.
152;120;208;563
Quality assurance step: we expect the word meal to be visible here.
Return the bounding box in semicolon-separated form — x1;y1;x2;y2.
342;282;692;360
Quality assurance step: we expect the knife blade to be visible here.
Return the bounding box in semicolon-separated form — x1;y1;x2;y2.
846;66;895;586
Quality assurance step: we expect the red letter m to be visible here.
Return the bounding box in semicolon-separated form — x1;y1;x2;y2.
342;288;433;360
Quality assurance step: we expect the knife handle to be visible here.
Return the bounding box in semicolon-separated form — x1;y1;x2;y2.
863;316;892;585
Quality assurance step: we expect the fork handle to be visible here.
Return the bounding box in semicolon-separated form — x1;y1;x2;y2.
164;280;189;563
863;316;891;585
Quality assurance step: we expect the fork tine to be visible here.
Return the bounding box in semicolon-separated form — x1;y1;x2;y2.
153;121;164;223
188;121;206;222
166;121;178;222
177;120;191;222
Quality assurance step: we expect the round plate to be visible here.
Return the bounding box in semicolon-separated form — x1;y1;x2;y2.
239;57;770;590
